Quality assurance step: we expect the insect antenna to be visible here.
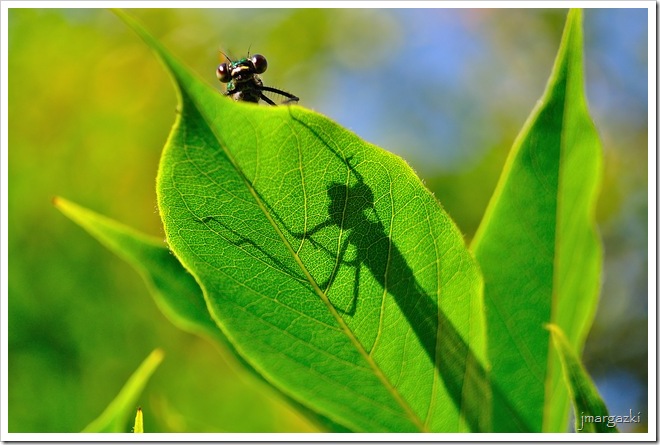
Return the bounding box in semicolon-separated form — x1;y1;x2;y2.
219;50;233;63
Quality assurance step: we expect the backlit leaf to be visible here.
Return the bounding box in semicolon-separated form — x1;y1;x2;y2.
82;349;163;433
117;10;491;432
471;9;603;432
546;324;617;433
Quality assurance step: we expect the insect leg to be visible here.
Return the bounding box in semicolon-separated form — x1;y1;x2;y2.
259;86;300;103
344;260;360;316
320;234;352;294
258;93;277;106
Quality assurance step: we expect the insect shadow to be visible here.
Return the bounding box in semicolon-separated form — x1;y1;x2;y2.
283;111;529;432
289;156;380;316
282;129;446;367
196;111;529;431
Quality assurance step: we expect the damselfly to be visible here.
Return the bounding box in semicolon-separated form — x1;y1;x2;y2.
216;53;299;106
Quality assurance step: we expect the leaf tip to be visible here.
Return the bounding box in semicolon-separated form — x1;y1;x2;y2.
543;322;557;332
133;406;144;433
52;196;73;214
150;347;165;362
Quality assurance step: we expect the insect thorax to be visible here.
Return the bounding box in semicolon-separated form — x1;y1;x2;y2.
226;75;264;103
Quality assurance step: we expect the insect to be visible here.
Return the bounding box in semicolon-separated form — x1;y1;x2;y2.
216;53;299;106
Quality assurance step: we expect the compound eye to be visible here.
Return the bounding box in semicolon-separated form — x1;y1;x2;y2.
251;54;267;74
216;63;231;83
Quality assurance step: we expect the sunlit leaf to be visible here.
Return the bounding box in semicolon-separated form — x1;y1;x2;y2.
82;349;163;433
546;324;617;433
54;197;222;345
116;9;492;432
471;9;603;432
55;197;353;432
133;407;144;434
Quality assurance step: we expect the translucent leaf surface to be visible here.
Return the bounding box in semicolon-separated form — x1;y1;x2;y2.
55;197;351;432
54;197;223;344
471;9;603;432
117;11;490;432
82;349;163;433
546;324;617;433
133;408;144;434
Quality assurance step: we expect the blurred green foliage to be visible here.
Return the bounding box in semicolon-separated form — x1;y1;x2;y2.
8;8;647;432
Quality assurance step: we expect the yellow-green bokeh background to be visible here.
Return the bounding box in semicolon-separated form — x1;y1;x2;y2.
8;8;648;432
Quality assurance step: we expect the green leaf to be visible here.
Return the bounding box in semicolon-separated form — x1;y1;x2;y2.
133;407;144;433
54;196;352;432
117;10;491;432
546;324;617;433
82;349;164;433
471;9;603;432
54;197;223;346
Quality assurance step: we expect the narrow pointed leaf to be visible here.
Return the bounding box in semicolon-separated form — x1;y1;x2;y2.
118;11;491;432
471;9;603;432
133;408;144;434
546;324;618;433
82;349;164;433
55;197;352;432
54;197;223;345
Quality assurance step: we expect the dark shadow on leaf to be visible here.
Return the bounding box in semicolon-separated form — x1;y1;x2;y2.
280;108;531;432
195;215;308;285
193;106;530;431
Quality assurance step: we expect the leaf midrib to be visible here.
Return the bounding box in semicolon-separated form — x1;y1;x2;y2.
118;9;429;432
188;96;427;431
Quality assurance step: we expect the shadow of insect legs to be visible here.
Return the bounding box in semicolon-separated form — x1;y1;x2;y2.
281;109;533;432
195;215;307;284
290;157;381;316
